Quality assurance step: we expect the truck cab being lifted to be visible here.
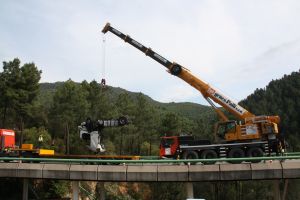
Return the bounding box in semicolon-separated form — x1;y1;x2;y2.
79;116;129;153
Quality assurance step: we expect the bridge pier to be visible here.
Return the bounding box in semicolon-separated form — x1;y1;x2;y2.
273;180;281;200
22;178;28;200
97;182;106;200
186;182;194;199
282;179;289;200
72;181;79;200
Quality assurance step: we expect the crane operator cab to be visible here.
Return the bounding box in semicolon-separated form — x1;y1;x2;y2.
216;120;237;140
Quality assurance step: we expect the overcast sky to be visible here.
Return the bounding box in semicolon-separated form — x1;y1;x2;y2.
1;0;300;105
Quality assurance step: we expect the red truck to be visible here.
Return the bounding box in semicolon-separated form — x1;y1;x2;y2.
0;129;15;150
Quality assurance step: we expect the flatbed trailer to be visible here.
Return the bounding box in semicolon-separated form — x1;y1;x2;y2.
41;154;140;160
0;129;141;161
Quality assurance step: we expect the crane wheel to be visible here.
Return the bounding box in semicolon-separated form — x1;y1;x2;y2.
118;116;128;126
182;150;198;165
247;147;263;163
200;150;217;165
228;148;245;164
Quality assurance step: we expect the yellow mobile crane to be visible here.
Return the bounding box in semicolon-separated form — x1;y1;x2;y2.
102;23;285;162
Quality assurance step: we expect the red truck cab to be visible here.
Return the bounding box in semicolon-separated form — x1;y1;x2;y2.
160;136;179;158
160;135;211;158
0;129;15;150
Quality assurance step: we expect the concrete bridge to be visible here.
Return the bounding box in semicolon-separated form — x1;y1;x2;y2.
0;160;299;181
0;160;299;200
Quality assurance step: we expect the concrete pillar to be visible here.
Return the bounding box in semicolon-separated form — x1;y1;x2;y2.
186;182;194;199
72;181;79;200
98;182;105;200
22;179;28;200
273;180;281;200
282;179;289;200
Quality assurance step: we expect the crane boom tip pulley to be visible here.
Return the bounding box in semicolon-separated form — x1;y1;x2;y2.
102;22;111;33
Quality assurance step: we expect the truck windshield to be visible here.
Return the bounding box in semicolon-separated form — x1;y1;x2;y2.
161;138;174;147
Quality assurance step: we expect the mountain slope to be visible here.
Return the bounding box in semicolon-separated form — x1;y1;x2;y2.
39;82;213;121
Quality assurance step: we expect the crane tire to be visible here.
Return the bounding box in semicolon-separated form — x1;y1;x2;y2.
118;116;128;126
247;147;263;163
200;149;218;165
182;150;198;165
228;148;245;164
182;150;198;159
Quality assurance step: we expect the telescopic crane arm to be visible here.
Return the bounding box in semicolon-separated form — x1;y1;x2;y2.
102;22;255;121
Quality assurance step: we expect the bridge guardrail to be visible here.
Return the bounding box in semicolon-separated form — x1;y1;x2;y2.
0;155;299;164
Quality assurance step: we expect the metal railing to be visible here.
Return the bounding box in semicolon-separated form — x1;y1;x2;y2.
0;154;299;164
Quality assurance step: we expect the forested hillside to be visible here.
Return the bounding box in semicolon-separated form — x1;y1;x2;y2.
39;82;213;122
0;58;299;199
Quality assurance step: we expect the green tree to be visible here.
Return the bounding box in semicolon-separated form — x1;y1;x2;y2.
160;112;196;136
49;80;89;153
115;92;135;116
114;93;136;155
82;80;116;119
132;94;160;155
0;58;41;128
23;127;52;149
34;180;70;199
161;112;181;135
149;182;186;200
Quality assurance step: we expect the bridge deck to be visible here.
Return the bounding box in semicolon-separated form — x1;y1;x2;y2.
0;160;299;181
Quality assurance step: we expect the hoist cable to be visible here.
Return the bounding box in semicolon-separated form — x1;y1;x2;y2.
102;34;106;79
100;34;106;87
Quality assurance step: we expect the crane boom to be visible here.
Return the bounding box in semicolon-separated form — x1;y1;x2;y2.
102;23;254;121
